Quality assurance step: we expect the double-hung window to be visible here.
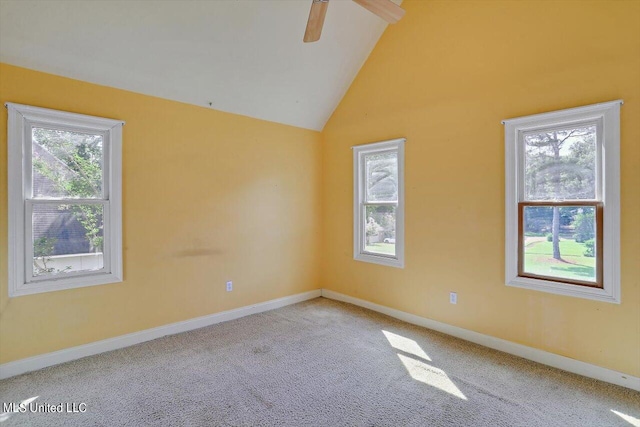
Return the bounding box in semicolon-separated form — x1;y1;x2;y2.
7;103;124;297
504;101;621;303
353;138;405;268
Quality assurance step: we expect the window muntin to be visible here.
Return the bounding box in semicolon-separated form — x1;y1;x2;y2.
353;138;404;268
7;103;124;297
503;100;621;303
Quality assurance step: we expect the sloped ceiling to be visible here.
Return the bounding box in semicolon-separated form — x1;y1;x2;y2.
0;0;398;131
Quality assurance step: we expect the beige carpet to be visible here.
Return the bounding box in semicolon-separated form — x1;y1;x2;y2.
0;297;638;426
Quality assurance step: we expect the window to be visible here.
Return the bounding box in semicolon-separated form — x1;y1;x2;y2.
6;103;124;297
503;100;621;303
353;138;405;268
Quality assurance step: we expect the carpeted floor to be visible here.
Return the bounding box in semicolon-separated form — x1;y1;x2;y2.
1;297;639;426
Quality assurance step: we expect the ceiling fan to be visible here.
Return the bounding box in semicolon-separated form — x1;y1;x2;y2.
303;0;405;43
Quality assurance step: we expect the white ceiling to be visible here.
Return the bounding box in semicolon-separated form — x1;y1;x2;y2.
0;0;396;131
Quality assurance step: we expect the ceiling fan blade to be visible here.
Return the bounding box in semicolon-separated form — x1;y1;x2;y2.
303;0;329;43
352;0;405;24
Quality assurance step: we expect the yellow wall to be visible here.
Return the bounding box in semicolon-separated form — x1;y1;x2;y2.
0;63;322;364
322;0;640;376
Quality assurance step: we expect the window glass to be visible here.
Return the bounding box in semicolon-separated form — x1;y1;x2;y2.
32;127;104;199
522;205;597;283
365;151;398;202
32;203;105;277
364;205;396;256
523;125;596;201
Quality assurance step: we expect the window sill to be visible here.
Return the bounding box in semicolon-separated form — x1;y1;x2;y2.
355;253;404;268
10;272;123;297
506;275;619;304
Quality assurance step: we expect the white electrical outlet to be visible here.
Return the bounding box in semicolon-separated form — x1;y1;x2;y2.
450;292;457;304
226;281;233;292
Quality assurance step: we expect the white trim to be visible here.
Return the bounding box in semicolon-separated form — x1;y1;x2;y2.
4;102;125;129
6;103;124;297
321;289;640;391
107;121;124;284
0;290;321;380
503;101;621;303
501;100;623;126
7;104;25;299
353;138;405;268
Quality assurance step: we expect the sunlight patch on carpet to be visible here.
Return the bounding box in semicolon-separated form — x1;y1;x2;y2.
612;409;640;426
382;330;431;361
0;396;39;423
383;329;465;400
397;354;467;400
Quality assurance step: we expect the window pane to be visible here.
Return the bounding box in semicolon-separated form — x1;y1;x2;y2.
523;125;596;200
364;205;396;256
365;151;397;201
32;203;104;277
522;205;597;283
32;127;103;199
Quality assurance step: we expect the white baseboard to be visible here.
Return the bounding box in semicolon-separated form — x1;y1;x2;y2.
0;289;321;380
3;287;638;392
321;289;640;392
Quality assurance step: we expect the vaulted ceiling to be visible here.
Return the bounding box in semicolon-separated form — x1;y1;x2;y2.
0;0;399;131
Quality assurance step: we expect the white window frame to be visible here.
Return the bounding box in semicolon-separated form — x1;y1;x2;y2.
353;138;405;268
503;100;622;303
6;103;124;297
